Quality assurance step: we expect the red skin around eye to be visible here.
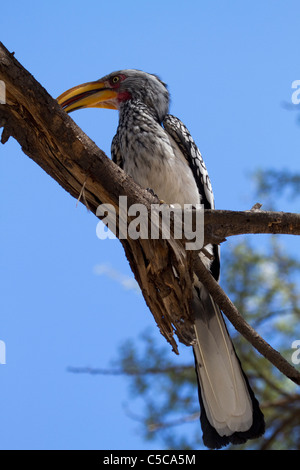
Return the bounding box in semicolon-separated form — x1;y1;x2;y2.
109;74;131;102
110;73;127;88
117;91;132;102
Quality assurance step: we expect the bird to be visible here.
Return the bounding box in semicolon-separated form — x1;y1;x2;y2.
57;69;265;449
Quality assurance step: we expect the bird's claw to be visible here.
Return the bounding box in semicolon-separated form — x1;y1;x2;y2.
146;187;158;198
146;187;166;205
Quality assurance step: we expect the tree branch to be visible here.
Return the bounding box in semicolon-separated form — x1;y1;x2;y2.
203;208;300;245
191;255;300;385
1;41;299;384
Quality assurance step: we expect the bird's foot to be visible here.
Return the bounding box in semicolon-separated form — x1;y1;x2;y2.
146;187;158;198
146;188;166;205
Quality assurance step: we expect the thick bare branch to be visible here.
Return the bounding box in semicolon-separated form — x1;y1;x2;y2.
0;41;195;353
0;41;299;383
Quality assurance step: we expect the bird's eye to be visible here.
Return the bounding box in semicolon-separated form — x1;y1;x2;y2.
111;76;120;85
109;74;126;87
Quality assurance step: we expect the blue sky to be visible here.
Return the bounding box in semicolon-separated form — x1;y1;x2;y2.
0;0;299;450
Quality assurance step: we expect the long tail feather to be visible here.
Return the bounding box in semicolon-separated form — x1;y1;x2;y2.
192;283;265;449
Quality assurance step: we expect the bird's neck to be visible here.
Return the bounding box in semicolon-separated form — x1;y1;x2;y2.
118;99;163;125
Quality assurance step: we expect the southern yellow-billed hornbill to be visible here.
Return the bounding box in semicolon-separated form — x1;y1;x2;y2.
57;70;265;449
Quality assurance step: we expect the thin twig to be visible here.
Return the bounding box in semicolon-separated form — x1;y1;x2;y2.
76;179;90;211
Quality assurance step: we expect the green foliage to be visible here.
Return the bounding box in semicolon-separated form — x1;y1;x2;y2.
255;169;300;206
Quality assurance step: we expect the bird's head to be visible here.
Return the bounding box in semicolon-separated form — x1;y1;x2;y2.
57;69;169;122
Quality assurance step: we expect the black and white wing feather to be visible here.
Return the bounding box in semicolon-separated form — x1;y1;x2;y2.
163;114;214;210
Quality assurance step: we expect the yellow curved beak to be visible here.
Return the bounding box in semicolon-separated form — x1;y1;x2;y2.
57;80;118;113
